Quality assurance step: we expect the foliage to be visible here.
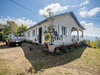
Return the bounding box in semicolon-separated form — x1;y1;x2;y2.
0;21;27;42
80;39;100;49
44;26;58;44
2;25;10;35
43;8;56;45
7;21;18;33
0;31;7;42
72;35;78;43
0;32;3;41
17;24;27;36
43;8;54;20
23;39;33;44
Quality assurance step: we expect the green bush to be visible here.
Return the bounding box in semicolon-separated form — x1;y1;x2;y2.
0;32;3;41
80;40;100;49
23;39;33;44
0;32;7;42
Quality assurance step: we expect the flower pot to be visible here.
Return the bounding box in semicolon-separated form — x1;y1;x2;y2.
48;45;55;52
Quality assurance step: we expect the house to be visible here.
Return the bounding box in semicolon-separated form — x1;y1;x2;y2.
23;11;85;46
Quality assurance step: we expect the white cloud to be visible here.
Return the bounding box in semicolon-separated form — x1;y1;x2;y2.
80;21;93;29
0;17;36;28
80;21;100;36
39;3;69;15
88;7;100;17
79;7;100;17
71;0;89;7
80;0;89;6
79;10;87;17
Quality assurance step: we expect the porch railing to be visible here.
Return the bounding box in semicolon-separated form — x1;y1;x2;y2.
53;35;63;41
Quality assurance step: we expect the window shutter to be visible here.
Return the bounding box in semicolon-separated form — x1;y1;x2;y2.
66;27;68;36
59;26;62;35
35;29;37;36
42;26;45;34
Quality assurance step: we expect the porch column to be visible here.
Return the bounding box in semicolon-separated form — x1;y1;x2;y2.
77;29;79;40
82;30;84;38
37;28;39;43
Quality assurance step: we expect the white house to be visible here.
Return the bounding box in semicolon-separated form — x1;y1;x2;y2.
23;12;85;46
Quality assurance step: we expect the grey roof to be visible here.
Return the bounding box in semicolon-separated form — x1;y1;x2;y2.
25;11;85;32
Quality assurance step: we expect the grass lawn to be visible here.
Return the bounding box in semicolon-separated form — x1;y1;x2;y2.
0;43;100;75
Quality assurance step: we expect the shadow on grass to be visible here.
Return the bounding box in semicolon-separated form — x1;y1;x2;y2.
0;42;22;49
0;42;86;74
21;43;87;74
0;44;16;49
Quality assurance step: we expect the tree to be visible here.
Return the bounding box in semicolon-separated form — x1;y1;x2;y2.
43;8;55;44
3;25;10;35
17;24;27;35
7;21;18;33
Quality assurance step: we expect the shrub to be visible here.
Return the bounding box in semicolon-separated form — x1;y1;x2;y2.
72;43;78;48
97;40;100;48
0;32;7;42
80;40;100;49
23;39;33;44
0;32;3;41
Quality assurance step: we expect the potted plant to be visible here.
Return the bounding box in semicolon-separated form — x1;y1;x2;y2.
43;8;58;52
43;26;57;52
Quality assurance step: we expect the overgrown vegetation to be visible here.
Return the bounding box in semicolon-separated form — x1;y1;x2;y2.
23;39;38;45
23;39;33;44
80;38;100;48
0;21;27;42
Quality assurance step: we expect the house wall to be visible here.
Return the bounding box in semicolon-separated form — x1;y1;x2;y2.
52;13;82;46
24;21;51;44
24;13;83;46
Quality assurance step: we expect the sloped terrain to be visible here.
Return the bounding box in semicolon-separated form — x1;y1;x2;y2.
0;42;100;75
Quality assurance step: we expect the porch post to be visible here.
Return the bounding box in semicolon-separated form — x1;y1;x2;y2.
82;30;84;38
77;29;79;40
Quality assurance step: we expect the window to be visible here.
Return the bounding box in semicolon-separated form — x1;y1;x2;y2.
27;31;30;37
62;26;66;35
24;33;26;37
32;30;35;36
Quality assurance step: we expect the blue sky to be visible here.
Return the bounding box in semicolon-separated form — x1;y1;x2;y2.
0;0;100;36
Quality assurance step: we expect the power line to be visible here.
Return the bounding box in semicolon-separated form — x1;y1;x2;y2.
10;0;38;14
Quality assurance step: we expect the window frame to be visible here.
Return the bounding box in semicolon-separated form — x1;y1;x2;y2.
62;26;66;36
27;31;30;37
32;30;35;37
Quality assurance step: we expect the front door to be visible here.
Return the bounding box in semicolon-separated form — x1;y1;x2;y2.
39;27;42;43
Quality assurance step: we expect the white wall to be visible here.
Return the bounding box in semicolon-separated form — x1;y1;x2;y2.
24;13;83;46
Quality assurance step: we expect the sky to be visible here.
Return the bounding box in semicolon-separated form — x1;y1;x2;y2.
0;0;100;37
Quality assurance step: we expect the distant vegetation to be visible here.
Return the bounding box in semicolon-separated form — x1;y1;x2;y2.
0;21;27;42
81;37;100;49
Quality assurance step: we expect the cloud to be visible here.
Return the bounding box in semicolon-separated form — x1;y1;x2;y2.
80;0;89;6
80;21;93;29
79;10;87;17
71;0;89;7
88;7;100;17
39;3;69;15
80;21;100;36
79;7;100;17
0;17;36;28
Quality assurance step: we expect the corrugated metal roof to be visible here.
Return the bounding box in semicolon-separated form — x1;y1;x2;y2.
24;11;85;32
